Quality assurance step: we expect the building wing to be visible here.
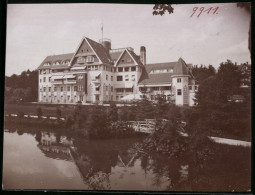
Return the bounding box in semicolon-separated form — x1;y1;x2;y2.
138;62;176;85
37;53;74;70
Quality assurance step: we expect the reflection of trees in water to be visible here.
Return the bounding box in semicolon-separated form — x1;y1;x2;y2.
139;153;187;190
71;138;142;190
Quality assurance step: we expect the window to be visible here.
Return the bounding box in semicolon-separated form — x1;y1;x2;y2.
111;76;113;81
86;56;94;63
43;87;46;92
163;86;171;90
43;77;46;82
105;86;108;91
96;86;100;91
78;75;83;80
121;59;124;63
78;85;83;92
61;87;63;92
49;87;51;92
126;88;133;92
131;67;136;71
189;86;192;90
140;87;147;92
116;88;124;93
74;86;77;92
195;86;198;90
77;57;85;63
111;86;113;92
54;87;57;91
177;89;182;95
125;75;129;81
67;86;70;91
177;78;182;83
106;75;108;80
49;77;51;82
118;67;123;72
125;67;129;72
40;79;42;83
67;96;70;101
117;76;123;81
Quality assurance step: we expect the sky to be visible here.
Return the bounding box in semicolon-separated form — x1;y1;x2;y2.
5;3;251;76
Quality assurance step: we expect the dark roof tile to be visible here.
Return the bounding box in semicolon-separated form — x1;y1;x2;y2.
37;53;74;70
85;37;113;64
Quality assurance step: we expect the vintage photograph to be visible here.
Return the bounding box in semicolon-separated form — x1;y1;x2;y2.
3;2;251;191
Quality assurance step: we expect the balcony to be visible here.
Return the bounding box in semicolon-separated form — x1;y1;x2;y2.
92;78;100;83
94;90;101;95
52;80;63;85
64;80;77;84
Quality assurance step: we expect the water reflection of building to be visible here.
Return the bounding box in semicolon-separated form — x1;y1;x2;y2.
37;131;74;161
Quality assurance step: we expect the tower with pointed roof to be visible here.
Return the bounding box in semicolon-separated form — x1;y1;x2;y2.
171;58;195;106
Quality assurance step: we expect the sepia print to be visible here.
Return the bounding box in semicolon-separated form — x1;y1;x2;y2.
3;3;251;192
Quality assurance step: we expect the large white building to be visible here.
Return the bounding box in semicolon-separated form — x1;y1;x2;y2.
37;37;198;106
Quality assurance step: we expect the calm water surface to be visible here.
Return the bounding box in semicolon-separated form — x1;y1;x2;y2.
3;127;251;191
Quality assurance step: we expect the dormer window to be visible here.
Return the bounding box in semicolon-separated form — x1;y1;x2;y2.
77;57;85;63
44;62;50;66
86;56;94;63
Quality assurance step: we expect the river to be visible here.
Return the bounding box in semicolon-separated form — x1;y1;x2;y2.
2;126;251;191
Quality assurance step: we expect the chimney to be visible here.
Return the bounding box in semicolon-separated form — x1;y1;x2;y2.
140;46;146;65
99;38;111;52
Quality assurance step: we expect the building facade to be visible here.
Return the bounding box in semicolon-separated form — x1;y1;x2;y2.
37;37;198;106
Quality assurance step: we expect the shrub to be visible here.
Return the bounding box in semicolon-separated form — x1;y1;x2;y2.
18;111;24;118
56;108;62;119
37;107;42;119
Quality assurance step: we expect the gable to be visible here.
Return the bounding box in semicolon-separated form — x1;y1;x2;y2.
116;50;135;66
77;39;94;54
70;38;100;66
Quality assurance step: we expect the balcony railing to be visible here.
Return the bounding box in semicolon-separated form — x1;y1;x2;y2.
52;80;63;84
94;90;101;95
92;78;100;83
64;80;77;84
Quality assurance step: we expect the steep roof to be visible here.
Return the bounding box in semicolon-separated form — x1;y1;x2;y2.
138;62;176;85
128;50;144;66
85;37;113;64
173;58;189;76
109;51;123;62
37;53;74;70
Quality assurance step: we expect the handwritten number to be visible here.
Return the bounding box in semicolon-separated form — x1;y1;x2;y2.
197;7;204;18
191;6;219;17
212;7;219;14
204;7;213;14
190;7;198;17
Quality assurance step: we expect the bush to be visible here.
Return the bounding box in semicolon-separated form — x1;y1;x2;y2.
18;111;24;118
56;108;62;119
37;107;42;119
